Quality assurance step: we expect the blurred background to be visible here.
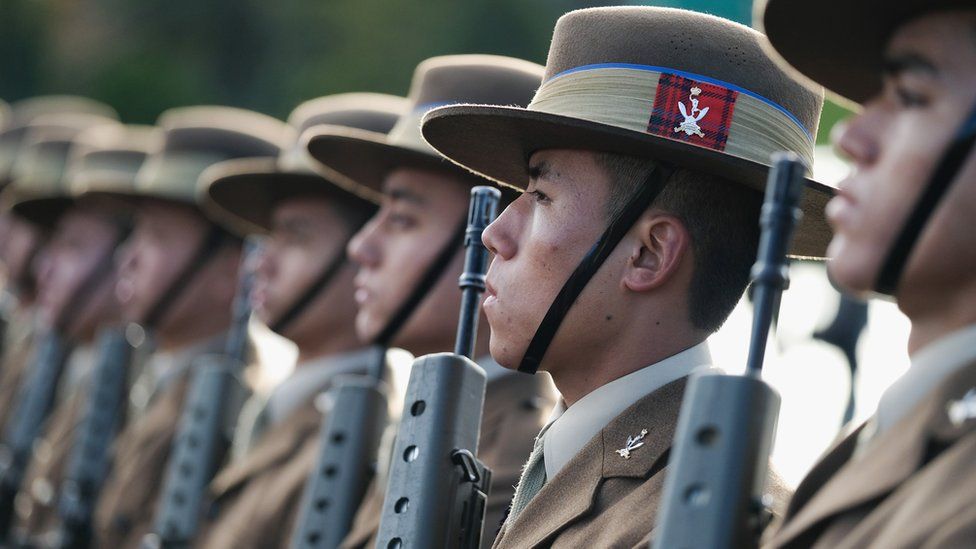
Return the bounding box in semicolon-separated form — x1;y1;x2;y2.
2;0;908;487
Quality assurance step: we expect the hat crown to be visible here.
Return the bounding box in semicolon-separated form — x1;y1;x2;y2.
68;124;158;197
389;54;544;154
540;7;822;136
137;106;290;205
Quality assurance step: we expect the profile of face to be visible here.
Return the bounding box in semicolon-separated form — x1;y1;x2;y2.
1;214;45;298
34;207;121;336
828;10;976;305
347;167;470;355
116;201;238;336
254;196;357;344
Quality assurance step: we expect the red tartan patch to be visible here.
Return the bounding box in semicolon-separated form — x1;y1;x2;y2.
646;73;738;151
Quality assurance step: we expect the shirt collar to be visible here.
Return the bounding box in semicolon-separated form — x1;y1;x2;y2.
264;346;378;424
542;341;711;479
874;323;976;437
146;334;226;394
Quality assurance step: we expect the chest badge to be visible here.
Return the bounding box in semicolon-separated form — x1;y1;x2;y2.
615;429;649;459
674;87;708;138
947;387;976;427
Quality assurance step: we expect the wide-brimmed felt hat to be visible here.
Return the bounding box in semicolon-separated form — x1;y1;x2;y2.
4;112;120;225
12;124;159;229
0;96;119;190
421;7;832;258
201;93;407;235
93;106;291;217
758;0;974;106
304;55;543;194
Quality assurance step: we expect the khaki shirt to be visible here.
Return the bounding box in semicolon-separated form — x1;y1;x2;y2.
198;347;381;549
340;365;559;549
0;311;36;431
764;331;976;548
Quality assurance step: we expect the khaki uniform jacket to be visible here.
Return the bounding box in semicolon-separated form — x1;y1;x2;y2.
340;372;559;549
0;321;35;432
93;372;192;549
492;378;792;548
764;359;976;549
12;384;86;542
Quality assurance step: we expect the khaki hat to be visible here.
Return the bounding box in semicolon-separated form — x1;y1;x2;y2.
12;124;159;229
0;96;119;189
4;113;120;224
304;54;543;193
201;93;407;235
758;0;973;105
421;7;832;258
99;106;290;212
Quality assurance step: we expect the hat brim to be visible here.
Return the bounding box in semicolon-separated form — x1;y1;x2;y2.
422;104;834;259
758;0;971;106
304;125;472;192
204;166;377;235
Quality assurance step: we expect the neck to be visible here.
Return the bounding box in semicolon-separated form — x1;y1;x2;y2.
156;320;228;352
903;279;976;355
294;328;363;365
549;323;706;406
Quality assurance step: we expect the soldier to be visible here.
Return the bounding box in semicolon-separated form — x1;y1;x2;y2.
193;93;407;549
304;55;560;548
755;0;976;546
419;7;831;546
91;107;290;548
0;97;119;428
7;123;156;544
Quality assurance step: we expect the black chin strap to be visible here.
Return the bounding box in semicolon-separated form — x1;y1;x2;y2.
874;102;976;296
142;224;230;329
373;217;467;347
518;164;673;374
54;224;132;334
270;250;348;335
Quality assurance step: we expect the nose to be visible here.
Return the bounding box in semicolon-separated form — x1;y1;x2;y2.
347;216;381;268
115;236;137;279
833;104;883;168
482;199;517;260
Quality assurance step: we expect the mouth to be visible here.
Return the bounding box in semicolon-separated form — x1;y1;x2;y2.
825;177;859;229
353;277;372;306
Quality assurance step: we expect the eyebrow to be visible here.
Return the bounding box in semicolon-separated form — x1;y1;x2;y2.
882;52;940;79
387;187;426;206
528;159;552;182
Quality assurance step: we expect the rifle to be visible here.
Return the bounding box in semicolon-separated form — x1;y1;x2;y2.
141;237;259;549
0;330;73;540
372;185;499;549
653;153;806;549
51;326;134;549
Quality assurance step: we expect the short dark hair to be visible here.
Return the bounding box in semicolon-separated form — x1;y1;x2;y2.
595;153;761;333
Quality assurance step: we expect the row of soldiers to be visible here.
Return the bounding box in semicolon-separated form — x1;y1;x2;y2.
0;0;974;547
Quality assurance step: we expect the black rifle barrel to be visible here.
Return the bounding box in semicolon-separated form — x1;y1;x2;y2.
54;327;133;549
652;153;805;549
455;186;500;358
0;330;72;540
141;237;260;549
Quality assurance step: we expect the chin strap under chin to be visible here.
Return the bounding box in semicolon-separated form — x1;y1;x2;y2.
518;164;673;374
874;102;976;296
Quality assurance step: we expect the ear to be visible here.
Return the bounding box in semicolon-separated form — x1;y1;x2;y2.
622;212;691;293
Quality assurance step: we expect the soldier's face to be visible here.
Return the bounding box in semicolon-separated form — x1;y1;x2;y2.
115;201;211;323
828;11;976;305
482;149;619;372
255;197;356;343
34;207;120;335
347;167;469;355
1;215;44;298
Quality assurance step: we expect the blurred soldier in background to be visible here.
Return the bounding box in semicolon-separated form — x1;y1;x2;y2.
91;107;290;548
305;55;559;548
420;6;828;546
195;93;407;549
759;0;976;545
9;122;156;544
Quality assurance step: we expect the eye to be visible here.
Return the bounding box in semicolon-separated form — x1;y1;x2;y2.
528;189;551;205
895;86;930;108
387;212;417;230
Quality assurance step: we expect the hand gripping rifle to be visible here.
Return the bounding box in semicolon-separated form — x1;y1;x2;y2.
141;237;260;549
0;329;73;541
52;326;135;549
372;186;500;549
653;153;806;549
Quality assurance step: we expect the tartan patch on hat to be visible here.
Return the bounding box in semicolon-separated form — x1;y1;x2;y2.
646;73;738;151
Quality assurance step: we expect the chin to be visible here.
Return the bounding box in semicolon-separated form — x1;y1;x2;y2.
826;250;879;297
488;333;521;370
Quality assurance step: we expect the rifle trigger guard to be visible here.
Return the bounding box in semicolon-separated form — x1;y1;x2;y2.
451;449;480;484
